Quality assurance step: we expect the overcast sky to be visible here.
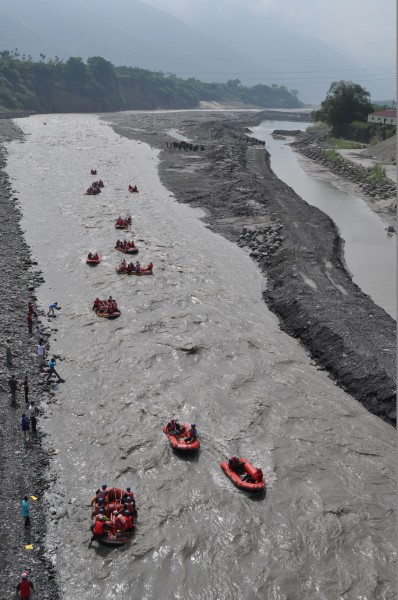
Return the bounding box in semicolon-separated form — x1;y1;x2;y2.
142;0;396;65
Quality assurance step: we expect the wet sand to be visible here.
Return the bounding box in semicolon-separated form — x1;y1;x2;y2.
106;110;396;425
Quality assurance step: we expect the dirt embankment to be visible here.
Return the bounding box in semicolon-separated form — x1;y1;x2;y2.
0;120;59;600
107;111;396;426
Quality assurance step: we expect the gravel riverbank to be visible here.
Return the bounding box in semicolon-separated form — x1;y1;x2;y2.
0;120;59;600
106;110;396;425
288;129;397;215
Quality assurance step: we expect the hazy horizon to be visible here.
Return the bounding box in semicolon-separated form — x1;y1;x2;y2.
0;0;395;103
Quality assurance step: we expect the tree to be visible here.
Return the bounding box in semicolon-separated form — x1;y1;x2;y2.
226;79;241;88
314;80;372;134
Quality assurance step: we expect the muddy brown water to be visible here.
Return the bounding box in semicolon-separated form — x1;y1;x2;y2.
5;114;395;600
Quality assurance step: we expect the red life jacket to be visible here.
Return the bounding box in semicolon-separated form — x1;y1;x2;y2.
19;579;31;599
93;520;106;535
124;515;133;530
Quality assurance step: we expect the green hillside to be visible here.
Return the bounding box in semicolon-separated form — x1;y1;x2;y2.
0;51;302;112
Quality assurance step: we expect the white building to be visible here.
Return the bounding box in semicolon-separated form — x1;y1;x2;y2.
367;109;396;125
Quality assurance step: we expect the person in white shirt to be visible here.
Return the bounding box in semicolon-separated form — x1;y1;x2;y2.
28;401;37;432
37;342;45;366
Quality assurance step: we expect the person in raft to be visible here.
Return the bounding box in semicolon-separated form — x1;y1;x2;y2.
91;484;109;504
122;496;137;517
88;515;112;548
184;424;198;444
228;456;245;475
242;467;264;484
166;418;182;435
123;510;134;530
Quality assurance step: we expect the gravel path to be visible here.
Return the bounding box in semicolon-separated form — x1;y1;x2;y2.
0;119;59;600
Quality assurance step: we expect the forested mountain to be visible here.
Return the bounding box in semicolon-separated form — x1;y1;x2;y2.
0;52;302;112
0;0;268;86
0;0;364;103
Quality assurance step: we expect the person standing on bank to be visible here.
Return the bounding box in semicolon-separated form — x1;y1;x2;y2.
47;302;60;317
16;572;34;599
21;413;30;438
21;496;30;528
46;356;64;383
9;374;18;404
37;341;45;367
27;313;33;334
6;338;12;366
28;401;37;432
28;301;37;318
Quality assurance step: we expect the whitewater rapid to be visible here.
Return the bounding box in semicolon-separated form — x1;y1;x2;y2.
5;114;395;600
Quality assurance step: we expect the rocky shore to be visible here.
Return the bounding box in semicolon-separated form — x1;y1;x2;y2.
107;110;396;425
288;129;397;210
0;120;59;600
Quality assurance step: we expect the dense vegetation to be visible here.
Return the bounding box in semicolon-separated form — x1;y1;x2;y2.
338;121;396;144
313;81;373;135
313;80;395;143
0;51;301;112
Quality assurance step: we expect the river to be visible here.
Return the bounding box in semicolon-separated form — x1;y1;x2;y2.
5;113;396;600
250;120;396;319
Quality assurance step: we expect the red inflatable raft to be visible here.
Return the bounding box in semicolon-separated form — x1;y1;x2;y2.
91;487;136;546
86;255;101;265
115;217;132;230
94;299;121;319
116;265;153;276
115;245;138;255
100;310;121;319
163;423;200;452
220;458;265;492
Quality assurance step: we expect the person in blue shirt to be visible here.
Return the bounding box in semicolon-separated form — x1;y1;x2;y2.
21;414;30;438
47;302;60;317
21;496;30;528
184;424;198;444
46;356;64;383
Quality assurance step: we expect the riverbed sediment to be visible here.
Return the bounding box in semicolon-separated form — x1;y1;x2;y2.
106;110;396;424
0;120;59;600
